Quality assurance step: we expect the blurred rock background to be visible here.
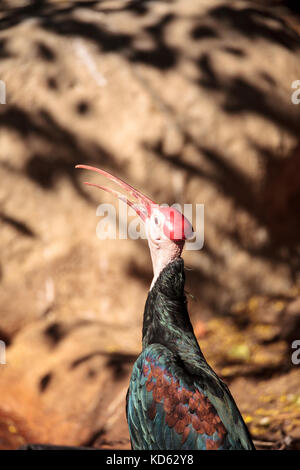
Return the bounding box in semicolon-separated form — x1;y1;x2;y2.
0;0;300;450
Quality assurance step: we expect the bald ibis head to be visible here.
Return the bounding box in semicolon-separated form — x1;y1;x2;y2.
75;165;193;287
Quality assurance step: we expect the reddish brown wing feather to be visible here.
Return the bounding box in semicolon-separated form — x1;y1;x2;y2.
144;355;227;448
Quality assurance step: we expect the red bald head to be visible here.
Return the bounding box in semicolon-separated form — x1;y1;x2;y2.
75;165;193;242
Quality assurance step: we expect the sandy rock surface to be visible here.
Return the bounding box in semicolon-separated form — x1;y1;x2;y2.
0;0;299;449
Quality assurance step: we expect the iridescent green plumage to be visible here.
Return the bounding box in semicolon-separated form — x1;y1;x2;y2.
127;258;255;450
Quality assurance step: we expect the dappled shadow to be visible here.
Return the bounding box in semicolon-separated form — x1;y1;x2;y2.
0;0;298;73
39;372;53;392
0;37;13;59
36;41;56;62
208;5;300;51
0;0;299;318
0;212;36;237
196;58;300;137
42;16;132;53
145;132;300;289
221;77;300;136
43;322;67;346
0;1;180;70
125;260;152;286
0;327;11;346
70;349;137;380
0;105;119;201
129;13;178;69
284;1;300;15
136;4;300;312
221;361;291;382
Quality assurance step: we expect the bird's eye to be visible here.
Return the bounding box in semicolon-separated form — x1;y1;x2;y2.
154;217;159;225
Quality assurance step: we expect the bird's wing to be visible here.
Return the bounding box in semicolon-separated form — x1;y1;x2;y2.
127;343;254;450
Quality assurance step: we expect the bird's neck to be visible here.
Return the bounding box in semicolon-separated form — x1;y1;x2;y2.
142;258;204;367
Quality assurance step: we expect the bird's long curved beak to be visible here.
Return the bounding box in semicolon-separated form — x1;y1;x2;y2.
75;165;156;222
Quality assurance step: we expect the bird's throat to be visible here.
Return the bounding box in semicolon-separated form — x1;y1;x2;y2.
148;240;184;290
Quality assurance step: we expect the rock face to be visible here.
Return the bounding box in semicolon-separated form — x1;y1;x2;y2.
0;0;299;448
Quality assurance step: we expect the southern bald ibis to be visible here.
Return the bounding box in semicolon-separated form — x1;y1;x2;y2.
75;165;255;451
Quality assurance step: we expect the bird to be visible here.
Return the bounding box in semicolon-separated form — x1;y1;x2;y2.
75;164;255;451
